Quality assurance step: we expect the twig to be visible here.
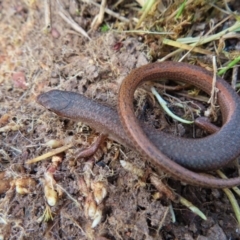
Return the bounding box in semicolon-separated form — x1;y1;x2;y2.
56;184;81;207
58;11;91;40
115;29;174;35
44;0;51;31
205;56;218;120
26;143;74;164
90;0;107;30
157;206;170;231
210;2;233;14
61;211;86;236
231;66;238;90
82;0;129;23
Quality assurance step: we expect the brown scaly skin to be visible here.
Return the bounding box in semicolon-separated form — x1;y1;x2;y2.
37;62;240;188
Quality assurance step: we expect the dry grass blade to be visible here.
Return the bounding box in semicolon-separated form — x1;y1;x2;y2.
216;170;240;224
58;11;91;40
90;0;107;30
135;0;156;28
163;39;212;55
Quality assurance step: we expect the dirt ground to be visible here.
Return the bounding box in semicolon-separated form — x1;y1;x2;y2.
1;1;240;239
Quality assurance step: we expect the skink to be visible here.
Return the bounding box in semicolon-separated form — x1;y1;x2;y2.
37;61;240;188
